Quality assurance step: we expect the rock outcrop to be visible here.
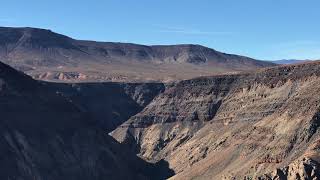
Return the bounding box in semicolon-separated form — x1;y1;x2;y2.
261;158;320;180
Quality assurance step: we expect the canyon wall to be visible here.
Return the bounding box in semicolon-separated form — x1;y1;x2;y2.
112;62;320;179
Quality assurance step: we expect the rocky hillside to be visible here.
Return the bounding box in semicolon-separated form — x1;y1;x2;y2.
0;61;172;180
0;27;275;82
112;61;320;179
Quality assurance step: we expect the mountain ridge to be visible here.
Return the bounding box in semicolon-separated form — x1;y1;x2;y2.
0;26;275;82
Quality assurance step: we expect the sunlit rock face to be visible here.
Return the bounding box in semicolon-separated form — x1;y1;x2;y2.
113;62;320;179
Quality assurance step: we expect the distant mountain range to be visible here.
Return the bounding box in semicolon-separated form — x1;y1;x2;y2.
271;59;312;64
0;27;275;82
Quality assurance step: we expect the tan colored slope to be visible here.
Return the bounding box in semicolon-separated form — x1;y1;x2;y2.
170;78;320;179
112;61;320;179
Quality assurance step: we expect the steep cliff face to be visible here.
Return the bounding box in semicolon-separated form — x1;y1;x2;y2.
0;62;172;180
112;62;320;179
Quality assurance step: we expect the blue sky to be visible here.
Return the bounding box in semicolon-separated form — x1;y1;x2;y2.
1;0;320;60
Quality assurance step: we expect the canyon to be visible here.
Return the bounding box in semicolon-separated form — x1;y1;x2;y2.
0;61;174;180
0;26;319;180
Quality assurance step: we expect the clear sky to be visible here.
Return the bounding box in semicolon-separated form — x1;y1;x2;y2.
1;0;320;60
